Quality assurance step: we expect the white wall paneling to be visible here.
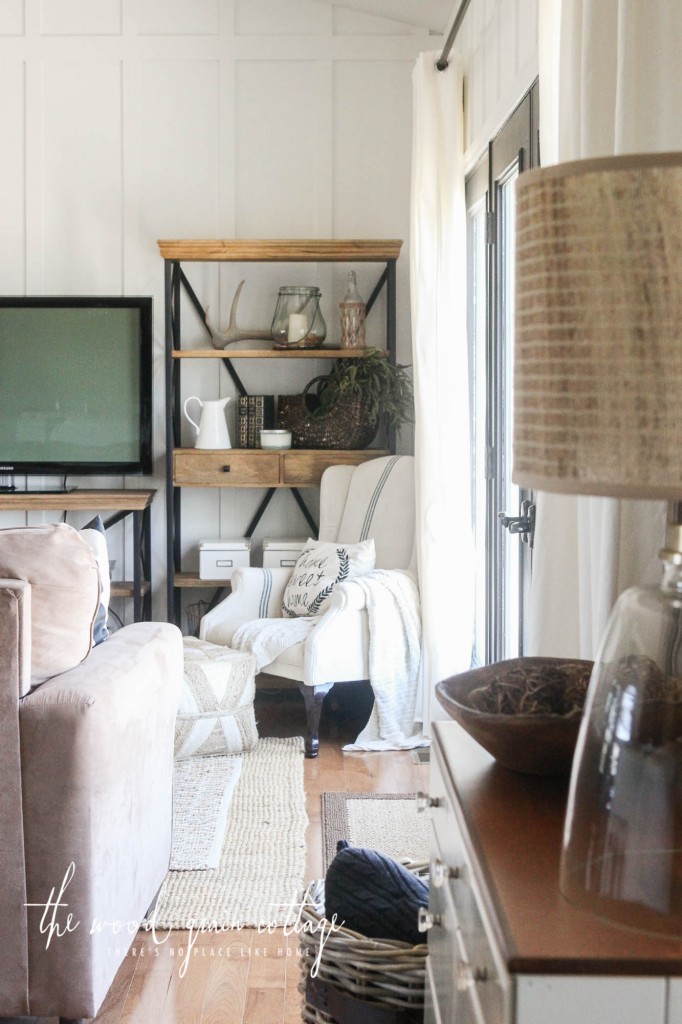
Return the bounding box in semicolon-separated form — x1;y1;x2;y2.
314;0;450;33
41;60;123;292
40;0;121;36
0;61;25;290
332;7;416;36
234;60;323;238
0;0;431;624
0;0;24;34
137;0;219;37
454;0;539;170
235;0;330;36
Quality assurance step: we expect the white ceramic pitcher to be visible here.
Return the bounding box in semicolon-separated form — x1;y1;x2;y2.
183;396;232;449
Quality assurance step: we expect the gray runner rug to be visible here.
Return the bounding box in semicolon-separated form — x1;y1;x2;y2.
321;791;431;870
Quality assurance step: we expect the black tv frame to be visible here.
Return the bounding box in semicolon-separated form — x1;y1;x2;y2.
0;295;153;481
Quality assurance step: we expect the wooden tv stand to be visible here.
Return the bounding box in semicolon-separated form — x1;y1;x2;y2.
0;489;154;622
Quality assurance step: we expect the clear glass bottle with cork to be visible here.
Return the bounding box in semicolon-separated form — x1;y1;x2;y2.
339;270;366;349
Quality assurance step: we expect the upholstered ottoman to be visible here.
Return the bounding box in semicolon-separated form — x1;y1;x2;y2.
175;637;258;759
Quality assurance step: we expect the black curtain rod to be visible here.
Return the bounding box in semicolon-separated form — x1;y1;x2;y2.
436;0;474;70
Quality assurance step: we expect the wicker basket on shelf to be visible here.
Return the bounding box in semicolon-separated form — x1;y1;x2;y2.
298;878;427;1024
278;376;379;450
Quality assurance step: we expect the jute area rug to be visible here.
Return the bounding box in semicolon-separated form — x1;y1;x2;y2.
152;736;307;930
321;792;431;871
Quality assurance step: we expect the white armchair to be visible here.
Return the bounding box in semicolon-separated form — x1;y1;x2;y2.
200;454;416;756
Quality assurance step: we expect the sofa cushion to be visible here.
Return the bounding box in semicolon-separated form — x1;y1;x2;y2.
0;523;100;686
281;538;375;618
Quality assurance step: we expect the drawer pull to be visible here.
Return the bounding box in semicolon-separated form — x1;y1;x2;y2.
222;465;231;472
431;858;459;887
416;791;440;812
456;961;488;991
417;907;441;933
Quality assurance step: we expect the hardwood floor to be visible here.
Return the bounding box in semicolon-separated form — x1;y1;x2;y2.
7;682;429;1024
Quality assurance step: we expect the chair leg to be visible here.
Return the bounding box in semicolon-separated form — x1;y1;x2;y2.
297;683;329;758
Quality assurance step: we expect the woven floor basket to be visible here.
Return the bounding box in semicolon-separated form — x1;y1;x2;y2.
278;376;379;450
298;879;427;1024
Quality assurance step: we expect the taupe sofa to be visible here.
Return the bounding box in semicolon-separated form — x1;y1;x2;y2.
0;523;182;1022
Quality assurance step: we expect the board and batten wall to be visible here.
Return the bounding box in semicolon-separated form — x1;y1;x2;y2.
0;0;431;626
455;0;538;168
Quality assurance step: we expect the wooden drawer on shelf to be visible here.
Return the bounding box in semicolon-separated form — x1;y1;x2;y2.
281;449;390;486
174;448;392;488
174;449;281;487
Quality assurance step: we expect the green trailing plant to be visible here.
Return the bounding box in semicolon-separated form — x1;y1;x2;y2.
313;350;414;429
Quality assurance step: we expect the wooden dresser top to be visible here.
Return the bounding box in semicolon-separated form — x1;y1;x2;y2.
433;719;682;975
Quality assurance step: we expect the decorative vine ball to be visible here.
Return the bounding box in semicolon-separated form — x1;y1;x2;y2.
468;664;590;719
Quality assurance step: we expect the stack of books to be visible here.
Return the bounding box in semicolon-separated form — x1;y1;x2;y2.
237;395;276;448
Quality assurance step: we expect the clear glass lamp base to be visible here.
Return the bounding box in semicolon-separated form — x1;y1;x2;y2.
560;565;682;938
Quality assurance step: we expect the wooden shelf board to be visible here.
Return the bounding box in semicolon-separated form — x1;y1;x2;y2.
171;347;387;359
110;581;151;598
158;239;403;262
0;488;156;512
174;572;232;589
174;448;390;456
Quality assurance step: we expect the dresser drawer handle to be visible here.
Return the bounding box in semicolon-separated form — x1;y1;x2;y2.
417;907;441;933
222;465;231;472
456;961;489;991
431;858;460;887
416;791;440;812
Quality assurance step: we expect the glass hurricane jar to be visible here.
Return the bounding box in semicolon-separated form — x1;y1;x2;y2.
561;539;682;938
271;286;327;350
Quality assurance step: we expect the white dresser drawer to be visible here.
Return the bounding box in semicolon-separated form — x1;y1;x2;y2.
429;737;467;872
428;831;485;1024
429;740;511;1024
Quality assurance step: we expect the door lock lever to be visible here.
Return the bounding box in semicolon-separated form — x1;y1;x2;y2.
498;500;536;547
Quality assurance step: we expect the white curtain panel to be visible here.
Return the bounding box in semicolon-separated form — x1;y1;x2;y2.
529;0;682;658
410;52;474;724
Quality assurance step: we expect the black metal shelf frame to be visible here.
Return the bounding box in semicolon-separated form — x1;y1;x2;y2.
163;249;398;625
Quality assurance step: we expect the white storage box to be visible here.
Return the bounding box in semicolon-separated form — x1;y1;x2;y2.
198;538;251;580
262;538;306;569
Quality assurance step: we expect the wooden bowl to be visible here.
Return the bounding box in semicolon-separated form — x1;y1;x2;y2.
435;657;594;776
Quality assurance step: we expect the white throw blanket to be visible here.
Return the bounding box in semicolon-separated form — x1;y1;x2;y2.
231;614;316;671
231;569;426;751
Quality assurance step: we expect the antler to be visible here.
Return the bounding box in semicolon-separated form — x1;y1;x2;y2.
206;280;273;349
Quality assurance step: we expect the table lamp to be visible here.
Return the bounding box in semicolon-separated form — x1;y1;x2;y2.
514;151;682;937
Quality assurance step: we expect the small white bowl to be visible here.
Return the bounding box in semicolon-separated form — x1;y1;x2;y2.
260;429;292;450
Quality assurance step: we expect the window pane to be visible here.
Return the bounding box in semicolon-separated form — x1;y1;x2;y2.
468;196;488;667
499;167;521;659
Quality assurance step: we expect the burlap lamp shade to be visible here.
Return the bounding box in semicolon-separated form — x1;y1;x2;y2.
513;151;682;500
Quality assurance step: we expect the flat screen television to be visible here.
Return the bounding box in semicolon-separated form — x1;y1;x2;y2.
0;296;153;483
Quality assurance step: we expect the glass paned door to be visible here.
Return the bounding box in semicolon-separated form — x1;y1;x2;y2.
466;83;539;666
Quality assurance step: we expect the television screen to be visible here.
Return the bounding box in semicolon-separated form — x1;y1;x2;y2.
0;296;153;478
